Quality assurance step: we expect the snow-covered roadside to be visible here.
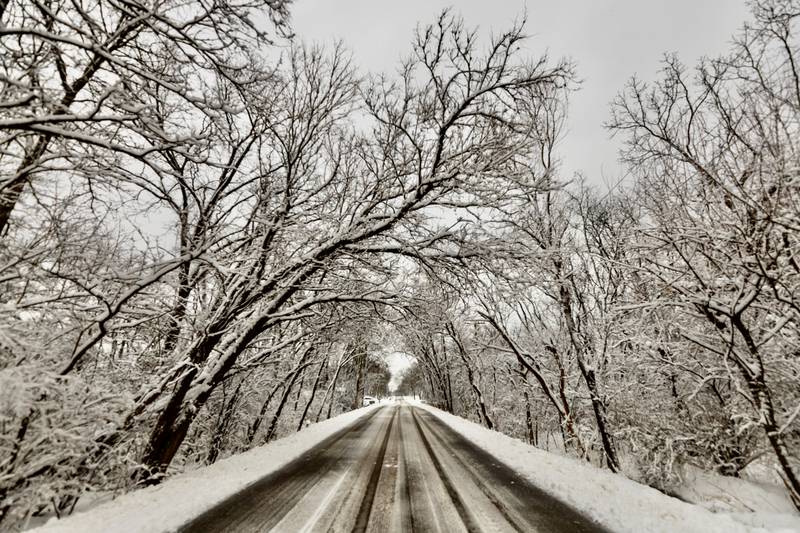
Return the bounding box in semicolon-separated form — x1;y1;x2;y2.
414;402;800;533
671;464;799;527
30;405;380;533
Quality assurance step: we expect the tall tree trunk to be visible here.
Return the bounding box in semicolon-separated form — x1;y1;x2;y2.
483;312;586;456
247;381;284;446
136;366;199;484
422;367;436;402
318;356;345;422
326;380;338;420
444;355;454;413
731;316;800;510
264;362;313;443
298;358;327;431
558;279;620;473
751;378;800;509
163;262;193;354
351;349;366;410
524;389;537;446
247;345;314;445
577;359;619;471
292;369;306;412
206;377;246;464
450;326;493;429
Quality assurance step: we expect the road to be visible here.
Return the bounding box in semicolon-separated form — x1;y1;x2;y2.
180;404;610;533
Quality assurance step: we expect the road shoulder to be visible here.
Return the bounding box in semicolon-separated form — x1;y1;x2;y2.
413;403;756;533
30;405;382;533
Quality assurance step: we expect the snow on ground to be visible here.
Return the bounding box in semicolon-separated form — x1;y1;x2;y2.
413;401;800;533
30;405;380;533
674;463;798;514
27;400;800;533
671;465;800;532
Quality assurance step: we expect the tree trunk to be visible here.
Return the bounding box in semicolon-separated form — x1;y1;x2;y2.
524;389;537;445
163;264;193;354
351;349;366;410
453;337;493;430
136;366;199;484
318;357;344;422
298;359;327;431
444;356;454;413
558;280;620;473
206;377;246;464
247;381;285;446
0;139;50;236
731;315;800;510
483;313;586;456
264;362;313;443
753;379;800;510
577;360;620;472
292;368;306;412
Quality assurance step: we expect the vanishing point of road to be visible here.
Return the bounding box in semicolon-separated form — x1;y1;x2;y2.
181;404;610;533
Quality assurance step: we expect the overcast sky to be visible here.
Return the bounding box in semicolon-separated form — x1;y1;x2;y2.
292;1;749;188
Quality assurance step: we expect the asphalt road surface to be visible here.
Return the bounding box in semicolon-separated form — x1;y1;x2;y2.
180;404;610;533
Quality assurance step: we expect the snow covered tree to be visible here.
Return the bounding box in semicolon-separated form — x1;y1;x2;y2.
0;0;290;234
610;0;800;508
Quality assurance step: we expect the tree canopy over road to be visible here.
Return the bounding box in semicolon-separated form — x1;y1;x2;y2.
1;0;799;528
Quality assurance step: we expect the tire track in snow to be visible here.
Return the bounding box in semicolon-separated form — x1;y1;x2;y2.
352;406;397;532
178;406;385;532
178;404;608;533
394;407;415;533
414;408;609;533
412;409;528;532
409;407;483;532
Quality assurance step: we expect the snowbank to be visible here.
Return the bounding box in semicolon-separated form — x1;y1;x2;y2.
415;403;800;533
30;405;380;533
670;465;800;532
673;464;797;514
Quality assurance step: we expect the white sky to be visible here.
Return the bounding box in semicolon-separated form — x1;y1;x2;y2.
385;351;414;391
292;0;749;188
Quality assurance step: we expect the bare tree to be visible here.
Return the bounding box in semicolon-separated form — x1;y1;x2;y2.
609;0;800;508
0;0;290;234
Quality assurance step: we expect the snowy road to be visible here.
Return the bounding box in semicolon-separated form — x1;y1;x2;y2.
179;404;608;533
